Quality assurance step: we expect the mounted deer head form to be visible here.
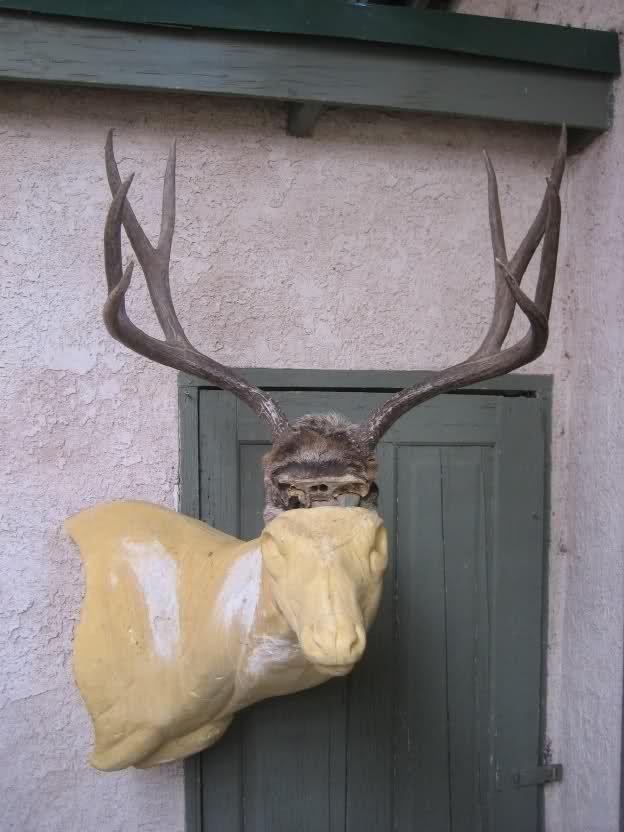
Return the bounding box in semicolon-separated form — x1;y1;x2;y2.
68;502;388;769
103;128;565;521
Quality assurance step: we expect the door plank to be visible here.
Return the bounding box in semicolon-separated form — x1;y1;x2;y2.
345;442;396;831
395;446;451;831
242;682;345;832
198;393;243;832
489;398;545;832
441;447;491;832
198;391;238;534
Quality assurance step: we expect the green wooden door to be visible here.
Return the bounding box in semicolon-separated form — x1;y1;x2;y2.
180;372;549;832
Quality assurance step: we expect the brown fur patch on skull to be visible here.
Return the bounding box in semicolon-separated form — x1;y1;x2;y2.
262;414;377;520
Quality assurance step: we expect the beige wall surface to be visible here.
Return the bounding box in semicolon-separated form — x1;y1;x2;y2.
0;2;622;830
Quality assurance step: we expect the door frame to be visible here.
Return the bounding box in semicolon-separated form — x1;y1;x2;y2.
177;368;553;832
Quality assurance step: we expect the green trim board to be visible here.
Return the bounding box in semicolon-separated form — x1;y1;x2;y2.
0;8;617;141
0;1;618;74
178;370;554;831
178;367;553;397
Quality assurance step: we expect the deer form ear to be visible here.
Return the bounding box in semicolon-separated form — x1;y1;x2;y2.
370;525;389;577
260;531;287;578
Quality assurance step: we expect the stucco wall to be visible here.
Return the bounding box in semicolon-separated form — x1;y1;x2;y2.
0;3;622;831
462;5;624;832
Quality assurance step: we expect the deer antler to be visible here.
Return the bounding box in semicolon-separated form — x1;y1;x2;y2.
101;128;566;519
103;131;290;438
357;126;566;452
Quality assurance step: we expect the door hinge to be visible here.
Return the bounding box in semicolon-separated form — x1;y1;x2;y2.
512;764;563;788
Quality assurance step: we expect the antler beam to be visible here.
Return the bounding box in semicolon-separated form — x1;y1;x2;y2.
358;126;566;452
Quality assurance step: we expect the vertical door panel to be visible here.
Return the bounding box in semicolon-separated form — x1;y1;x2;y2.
345;442;396;832
441;447;491;832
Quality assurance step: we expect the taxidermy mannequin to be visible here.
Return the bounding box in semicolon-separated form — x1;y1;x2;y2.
68;127;565;769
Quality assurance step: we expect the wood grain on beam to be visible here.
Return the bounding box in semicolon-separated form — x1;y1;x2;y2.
0;1;618;74
0;13;613;133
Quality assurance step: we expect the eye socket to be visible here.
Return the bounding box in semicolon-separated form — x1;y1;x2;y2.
369;526;389;575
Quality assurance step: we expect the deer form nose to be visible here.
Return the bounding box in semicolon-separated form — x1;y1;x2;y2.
301;623;367;667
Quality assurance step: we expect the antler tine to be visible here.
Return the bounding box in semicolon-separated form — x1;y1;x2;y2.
471;125;567;358
105;130;187;344
105;130;150;258
358;127;565;452
158;139;176;258
496;182;560;355
104;174;133;296
509;125;565;276
103;174;163;350
102;131;290;439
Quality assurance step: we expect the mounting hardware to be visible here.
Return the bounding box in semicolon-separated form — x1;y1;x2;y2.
512;764;563;788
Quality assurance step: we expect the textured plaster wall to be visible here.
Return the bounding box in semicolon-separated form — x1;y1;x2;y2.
463;5;624;832
0;3;622;831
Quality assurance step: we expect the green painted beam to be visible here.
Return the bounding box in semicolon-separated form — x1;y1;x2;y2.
0;1;618;75
0;11;614;134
